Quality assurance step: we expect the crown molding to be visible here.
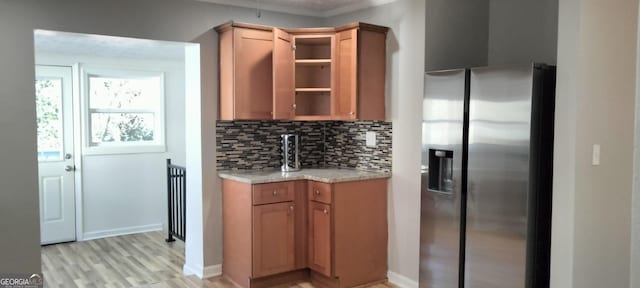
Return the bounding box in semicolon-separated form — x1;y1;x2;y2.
323;0;397;17
195;0;398;18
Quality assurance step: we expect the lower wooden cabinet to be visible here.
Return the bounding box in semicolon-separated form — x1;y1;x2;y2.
308;201;332;277
222;180;307;288
253;201;295;277
222;178;387;288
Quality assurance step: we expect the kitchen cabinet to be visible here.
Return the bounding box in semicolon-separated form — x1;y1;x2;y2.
222;180;307;288
252;201;295;277
307;179;388;288
273;28;295;120
222;177;387;288
215;22;388;121
308;200;332;277
291;34;335;119
217;25;274;120
334;25;387;120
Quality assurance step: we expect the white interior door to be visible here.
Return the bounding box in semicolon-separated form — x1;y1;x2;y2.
36;65;76;245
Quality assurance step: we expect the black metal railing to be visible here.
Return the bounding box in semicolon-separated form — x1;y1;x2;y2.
166;159;186;242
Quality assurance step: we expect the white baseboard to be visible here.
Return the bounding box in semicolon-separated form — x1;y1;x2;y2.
82;223;163;241
183;263;222;279
387;271;419;288
203;264;222;278
183;264;202;278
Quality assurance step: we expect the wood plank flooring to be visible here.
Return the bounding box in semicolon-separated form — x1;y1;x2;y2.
42;231;394;288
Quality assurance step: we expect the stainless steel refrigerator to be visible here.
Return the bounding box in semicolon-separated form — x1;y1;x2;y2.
419;64;555;288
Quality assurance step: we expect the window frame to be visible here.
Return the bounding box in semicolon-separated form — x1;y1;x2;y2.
81;66;166;155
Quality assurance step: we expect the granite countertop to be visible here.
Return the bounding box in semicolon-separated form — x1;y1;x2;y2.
218;168;391;184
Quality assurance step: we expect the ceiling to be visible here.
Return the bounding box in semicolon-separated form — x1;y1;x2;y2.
34;30;187;61
33;0;396;59
197;0;397;17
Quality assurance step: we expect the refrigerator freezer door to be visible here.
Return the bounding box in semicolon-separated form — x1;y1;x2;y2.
420;69;466;288
465;66;534;288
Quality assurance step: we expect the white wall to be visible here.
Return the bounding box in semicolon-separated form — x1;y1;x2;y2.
325;0;426;285
424;0;558;71
0;0;322;275
553;0;638;288
488;0;558;66
633;1;640;283
425;0;489;71
35;53;186;240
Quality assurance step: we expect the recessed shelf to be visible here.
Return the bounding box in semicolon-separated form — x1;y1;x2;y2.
296;88;331;93
295;59;332;66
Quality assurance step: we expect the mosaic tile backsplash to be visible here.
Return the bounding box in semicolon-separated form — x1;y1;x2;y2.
216;121;392;172
325;121;392;171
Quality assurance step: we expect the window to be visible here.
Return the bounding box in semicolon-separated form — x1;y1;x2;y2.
35;77;64;161
83;68;165;154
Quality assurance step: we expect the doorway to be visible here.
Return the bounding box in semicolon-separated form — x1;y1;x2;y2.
34;30;189;243
36;65;76;245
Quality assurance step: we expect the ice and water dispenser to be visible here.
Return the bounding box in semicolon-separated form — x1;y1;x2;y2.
428;149;454;193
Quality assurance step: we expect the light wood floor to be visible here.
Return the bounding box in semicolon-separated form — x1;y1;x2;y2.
42;231;394;288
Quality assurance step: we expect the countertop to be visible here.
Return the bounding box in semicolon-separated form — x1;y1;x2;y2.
218;168;391;184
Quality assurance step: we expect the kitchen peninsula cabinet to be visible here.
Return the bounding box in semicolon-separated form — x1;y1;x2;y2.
221;176;388;288
215;22;388;121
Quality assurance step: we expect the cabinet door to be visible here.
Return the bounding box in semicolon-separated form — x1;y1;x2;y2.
273;28;295;119
253;201;295;277
308;201;332;277
334;28;358;120
234;28;274;119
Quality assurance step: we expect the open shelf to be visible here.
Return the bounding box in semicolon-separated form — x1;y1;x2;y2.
296;63;331;89
295;59;332;65
295;36;332;60
295;92;330;116
293;35;333;118
296;88;331;92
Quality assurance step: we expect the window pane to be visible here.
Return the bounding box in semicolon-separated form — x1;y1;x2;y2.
90;113;155;144
89;76;161;109
36;78;63;161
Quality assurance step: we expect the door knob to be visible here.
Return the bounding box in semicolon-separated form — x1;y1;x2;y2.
65;153;72;160
64;165;76;172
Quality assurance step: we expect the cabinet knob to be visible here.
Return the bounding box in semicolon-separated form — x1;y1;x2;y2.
315;189;320;195
290;205;294;211
292;103;297;110
349;111;355;116
323;209;328;214
272;190;278;196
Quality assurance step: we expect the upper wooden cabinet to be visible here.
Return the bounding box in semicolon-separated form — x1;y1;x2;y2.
292;34;335;119
273;28;295;120
335;26;387;120
217;25;274;120
215;22;388;121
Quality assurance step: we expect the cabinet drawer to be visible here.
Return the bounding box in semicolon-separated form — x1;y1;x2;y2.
253;181;294;205
308;181;332;204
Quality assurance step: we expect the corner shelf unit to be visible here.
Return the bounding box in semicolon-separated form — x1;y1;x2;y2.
294;35;334;118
